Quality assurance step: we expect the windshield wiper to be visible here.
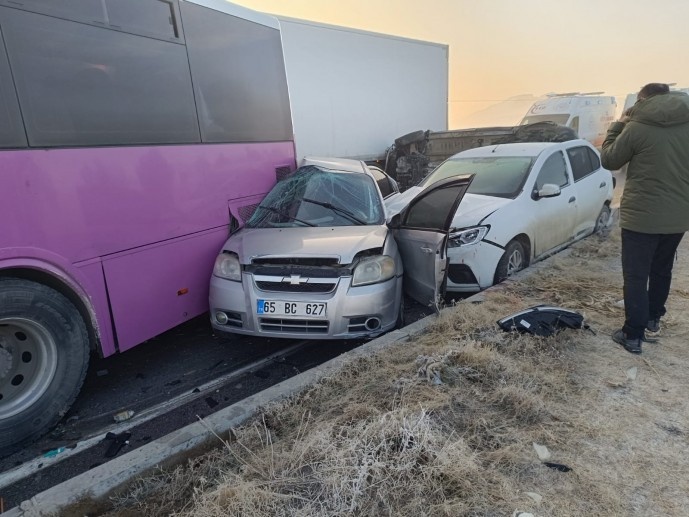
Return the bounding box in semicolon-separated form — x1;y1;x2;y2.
255;206;316;227
302;198;366;225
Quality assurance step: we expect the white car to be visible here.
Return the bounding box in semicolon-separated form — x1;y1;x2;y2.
385;139;614;293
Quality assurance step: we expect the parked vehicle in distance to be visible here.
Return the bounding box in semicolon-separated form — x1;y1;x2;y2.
209;158;473;339
622;86;689;115
520;93;616;148
385;140;614;293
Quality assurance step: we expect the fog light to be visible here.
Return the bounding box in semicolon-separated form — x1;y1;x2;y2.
215;311;229;325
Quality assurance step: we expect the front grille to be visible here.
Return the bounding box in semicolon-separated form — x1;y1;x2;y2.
448;264;478;285
255;281;336;293
259;318;329;334
250;265;347;278
252;257;339;267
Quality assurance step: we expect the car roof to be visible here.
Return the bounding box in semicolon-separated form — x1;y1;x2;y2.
451;139;591;159
301;156;368;174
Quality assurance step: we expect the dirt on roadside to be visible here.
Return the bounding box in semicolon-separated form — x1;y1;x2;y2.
71;227;689;517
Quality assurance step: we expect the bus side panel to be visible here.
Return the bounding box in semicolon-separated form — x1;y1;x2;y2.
0;142;295;264
102;227;227;352
74;259;117;357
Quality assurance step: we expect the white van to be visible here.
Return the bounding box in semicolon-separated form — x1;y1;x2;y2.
520;93;617;148
622;86;689;115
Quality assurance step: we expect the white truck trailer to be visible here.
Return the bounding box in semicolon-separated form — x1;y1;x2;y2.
278;16;449;161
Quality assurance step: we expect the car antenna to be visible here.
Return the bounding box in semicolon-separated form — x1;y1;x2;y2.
491;144;500;153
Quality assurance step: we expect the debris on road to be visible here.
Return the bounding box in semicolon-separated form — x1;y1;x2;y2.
104;432;131;458
113;410;135;423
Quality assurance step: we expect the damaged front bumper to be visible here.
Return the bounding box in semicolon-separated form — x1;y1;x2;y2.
445;241;504;292
210;272;402;340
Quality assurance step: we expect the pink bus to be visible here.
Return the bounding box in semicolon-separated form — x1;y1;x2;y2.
0;0;295;453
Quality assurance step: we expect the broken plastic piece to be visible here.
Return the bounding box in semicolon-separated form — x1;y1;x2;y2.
497;305;586;337
113;410;135;422
532;442;551;461
43;447;66;458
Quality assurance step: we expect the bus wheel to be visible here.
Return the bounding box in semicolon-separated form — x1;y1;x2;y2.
0;278;90;455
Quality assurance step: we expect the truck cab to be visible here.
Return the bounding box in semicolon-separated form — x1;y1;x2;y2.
520;93;617;148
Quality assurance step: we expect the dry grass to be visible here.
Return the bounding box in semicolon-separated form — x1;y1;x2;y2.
72;228;689;517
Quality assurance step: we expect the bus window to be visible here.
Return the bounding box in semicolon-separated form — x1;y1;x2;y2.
1;0;107;26
2;0;182;42
105;0;181;41
181;1;292;143
0;7;200;147
0;26;26;148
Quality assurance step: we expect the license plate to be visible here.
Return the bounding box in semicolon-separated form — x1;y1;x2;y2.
257;300;327;317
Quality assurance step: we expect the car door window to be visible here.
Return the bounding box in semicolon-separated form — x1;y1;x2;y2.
567;146;596;181
535;151;569;190
368;166;393;198
403;183;465;230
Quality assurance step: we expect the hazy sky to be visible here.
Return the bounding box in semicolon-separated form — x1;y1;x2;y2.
232;0;689;127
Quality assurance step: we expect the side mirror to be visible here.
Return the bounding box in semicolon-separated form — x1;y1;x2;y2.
535;183;561;199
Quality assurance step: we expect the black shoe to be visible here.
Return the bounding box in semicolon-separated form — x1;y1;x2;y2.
646;318;660;333
612;329;642;354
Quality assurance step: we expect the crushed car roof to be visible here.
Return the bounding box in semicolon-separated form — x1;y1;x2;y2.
301;156;369;174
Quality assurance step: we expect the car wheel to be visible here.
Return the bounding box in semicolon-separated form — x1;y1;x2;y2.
494;240;526;284
594;204;611;234
0;278;90;455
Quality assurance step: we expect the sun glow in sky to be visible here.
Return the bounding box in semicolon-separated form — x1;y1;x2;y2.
232;0;689;128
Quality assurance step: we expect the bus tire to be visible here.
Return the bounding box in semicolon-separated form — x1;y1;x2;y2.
494;239;527;284
0;277;90;455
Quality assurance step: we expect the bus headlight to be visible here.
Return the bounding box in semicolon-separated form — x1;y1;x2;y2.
352;255;396;286
448;226;489;248
213;252;241;281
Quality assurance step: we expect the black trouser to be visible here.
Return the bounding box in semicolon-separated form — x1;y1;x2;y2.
621;229;684;339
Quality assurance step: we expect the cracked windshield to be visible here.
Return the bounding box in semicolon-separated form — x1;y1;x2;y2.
246;166;384;228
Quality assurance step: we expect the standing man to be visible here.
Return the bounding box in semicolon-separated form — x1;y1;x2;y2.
601;83;689;354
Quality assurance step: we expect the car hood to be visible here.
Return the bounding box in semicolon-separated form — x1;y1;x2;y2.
451;193;512;227
223;226;389;264
385;187;512;228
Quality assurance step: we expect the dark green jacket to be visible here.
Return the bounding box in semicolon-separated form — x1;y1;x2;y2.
601;91;689;234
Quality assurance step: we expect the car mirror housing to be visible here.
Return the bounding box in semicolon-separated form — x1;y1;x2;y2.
536;183;561;199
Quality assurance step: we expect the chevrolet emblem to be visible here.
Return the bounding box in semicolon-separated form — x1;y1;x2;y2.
287;275;306;285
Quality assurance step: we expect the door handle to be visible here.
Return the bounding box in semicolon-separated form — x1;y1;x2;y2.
420;247;434;254
599;181;606;188
568;196;576;203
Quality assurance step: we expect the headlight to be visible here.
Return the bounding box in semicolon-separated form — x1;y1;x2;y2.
448;226;489;248
352;255;396;286
213;252;241;281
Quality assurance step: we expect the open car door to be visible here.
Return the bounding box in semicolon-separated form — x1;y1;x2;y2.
390;175;474;309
